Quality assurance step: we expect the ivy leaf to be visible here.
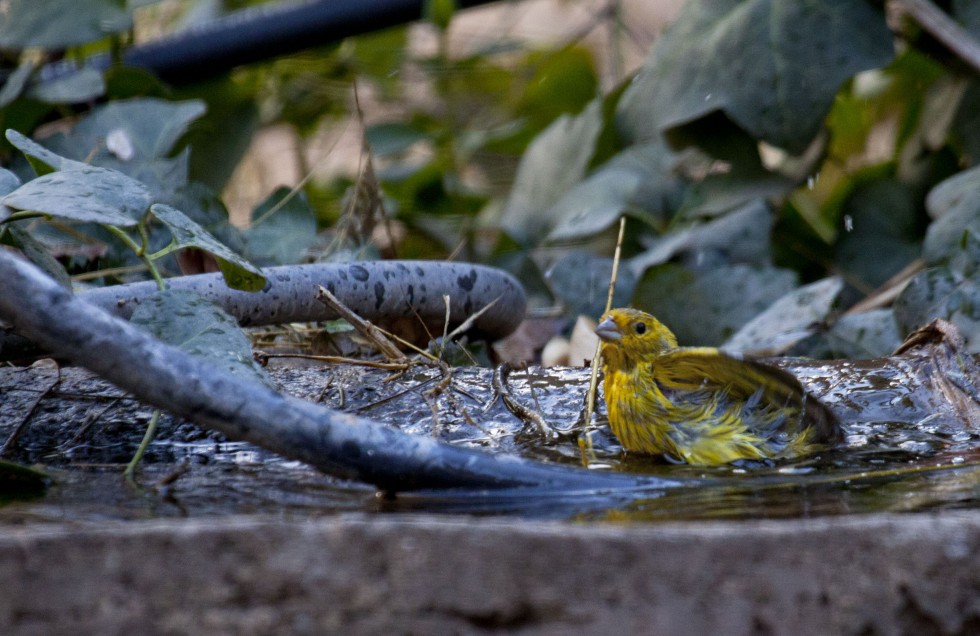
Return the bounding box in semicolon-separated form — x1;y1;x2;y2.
43;98;207;164
151;204;266;292
632;263;797;346
366;122;430;156
894;231;980;352
723;276;843;355
243;187;318;266
499;98;603;244
0;60;35;108
629;199;774;275
617;0;894;153
5;129;88;175
1;166;149;227
26;67;105;104
835;179;921;290
1;223;73;289
0;0;131;49
923;164;980;264
0;163;19;197
130;289;272;387
546;142;683;242
819;309;902;359
545;251;636;319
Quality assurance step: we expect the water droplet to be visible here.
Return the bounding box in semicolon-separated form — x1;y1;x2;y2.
843;214;854;232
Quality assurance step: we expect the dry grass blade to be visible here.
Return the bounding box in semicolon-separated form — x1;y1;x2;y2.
256;351;410;371
582;216;627;428
445;296;501;341
314;285;406;362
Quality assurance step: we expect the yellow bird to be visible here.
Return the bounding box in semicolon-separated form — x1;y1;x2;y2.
595;308;842;465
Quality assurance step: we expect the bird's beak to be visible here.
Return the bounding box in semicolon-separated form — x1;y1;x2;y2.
594;317;622;343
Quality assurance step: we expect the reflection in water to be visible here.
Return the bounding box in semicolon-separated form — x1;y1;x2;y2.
3;432;980;523
1;356;978;523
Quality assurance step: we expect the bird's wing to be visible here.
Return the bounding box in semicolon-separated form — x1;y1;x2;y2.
655;348;841;442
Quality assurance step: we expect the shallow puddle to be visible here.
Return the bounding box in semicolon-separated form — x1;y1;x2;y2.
1;353;978;523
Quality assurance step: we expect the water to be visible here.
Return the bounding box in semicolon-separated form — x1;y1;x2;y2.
1;355;978;523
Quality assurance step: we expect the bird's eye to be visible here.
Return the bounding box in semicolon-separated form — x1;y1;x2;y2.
634;322;647;335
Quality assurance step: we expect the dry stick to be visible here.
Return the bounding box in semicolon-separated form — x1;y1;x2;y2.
0;250;681;492
315;285;406;362
845;258;925;315
446;296;500;341
493;364;556;439
581;217;628;430
897;0;980;76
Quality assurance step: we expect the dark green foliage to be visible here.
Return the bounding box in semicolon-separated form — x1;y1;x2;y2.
0;0;979;356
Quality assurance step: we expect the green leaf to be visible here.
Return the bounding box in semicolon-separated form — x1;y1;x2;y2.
954;0;980;39
0;60;35;108
130;289;272;387
366;122;430;156
151;203;266;292
629;199;775;274
819;309;902;359
894;232;980;352
5;129;88;174
517;47;599;129
723;276;843;355
617;0;894;153
0;0;132;49
546;142;683;242
181;83;259;191
545;251;636;319
1;166;149;227
678;164;794;220
923;164;980;264
104;151;190;201
834;179;922;291
26;67;106;104
499;98;604;244
0;169;19;197
632;263;797;346
243;187;319;266
1;223;73;289
43;98;207;164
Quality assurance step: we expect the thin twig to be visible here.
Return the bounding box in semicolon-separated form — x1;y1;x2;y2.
493;363;556;440
445;296;501;341
57;397;122;452
845;258;925;315
896;0;980;75
315;285;406;362
582;217;627;427
256;351;410;371
423;360;455;435
355;374;441;413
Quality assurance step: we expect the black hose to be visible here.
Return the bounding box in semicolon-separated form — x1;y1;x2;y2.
25;0;498;88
